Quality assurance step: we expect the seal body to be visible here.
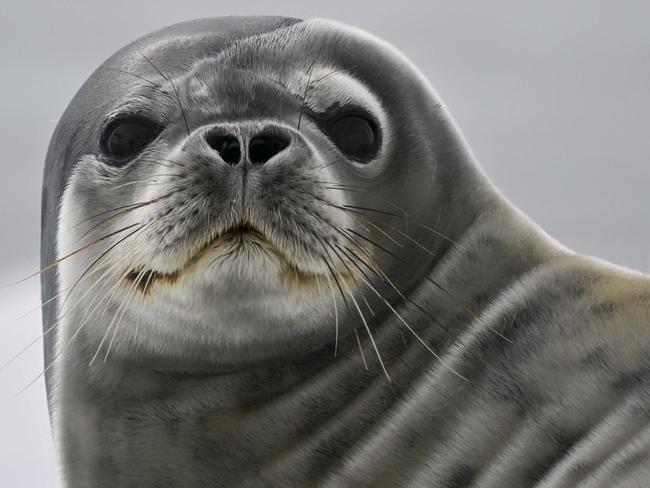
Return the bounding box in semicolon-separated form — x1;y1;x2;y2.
42;17;650;487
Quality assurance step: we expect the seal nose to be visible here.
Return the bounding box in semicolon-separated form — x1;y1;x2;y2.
206;133;241;165
248;133;290;164
204;127;291;165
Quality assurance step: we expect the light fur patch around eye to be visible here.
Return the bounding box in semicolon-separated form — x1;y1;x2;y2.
303;67;384;120
302;67;390;174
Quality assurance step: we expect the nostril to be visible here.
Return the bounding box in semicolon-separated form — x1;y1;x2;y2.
206;133;241;165
249;134;290;164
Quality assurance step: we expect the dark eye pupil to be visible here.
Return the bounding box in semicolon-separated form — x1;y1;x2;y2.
103;119;158;161
329;115;377;162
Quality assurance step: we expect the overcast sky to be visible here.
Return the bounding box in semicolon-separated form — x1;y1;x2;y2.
1;1;649;486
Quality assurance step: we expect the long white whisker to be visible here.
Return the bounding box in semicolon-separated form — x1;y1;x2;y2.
338;271;391;382
358;275;468;381
324;273;339;357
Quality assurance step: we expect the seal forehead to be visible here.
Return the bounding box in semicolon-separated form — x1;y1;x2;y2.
187;55;384;121
179;18;401;140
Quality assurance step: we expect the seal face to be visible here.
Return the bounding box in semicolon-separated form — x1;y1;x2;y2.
50;16;454;370
42;17;650;487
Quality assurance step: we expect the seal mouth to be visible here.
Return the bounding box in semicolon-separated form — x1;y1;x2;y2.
124;221;323;293
218;222;267;243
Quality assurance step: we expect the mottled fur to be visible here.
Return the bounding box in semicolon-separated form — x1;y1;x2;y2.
42;17;649;487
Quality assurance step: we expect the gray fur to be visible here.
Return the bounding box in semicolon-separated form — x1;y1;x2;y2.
42;17;650;487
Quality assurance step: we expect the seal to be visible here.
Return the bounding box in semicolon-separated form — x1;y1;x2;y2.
42;16;650;487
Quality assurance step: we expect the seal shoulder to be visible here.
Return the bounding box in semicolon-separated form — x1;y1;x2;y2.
539;253;650;339
490;252;650;394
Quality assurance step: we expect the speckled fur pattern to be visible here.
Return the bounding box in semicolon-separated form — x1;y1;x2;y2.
42;17;650;487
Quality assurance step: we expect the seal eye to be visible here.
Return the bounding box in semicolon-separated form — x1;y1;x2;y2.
102;117;160;162
329;114;378;162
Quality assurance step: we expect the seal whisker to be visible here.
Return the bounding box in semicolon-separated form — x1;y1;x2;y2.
312;182;465;250
324;240;357;283
103;66;168;95
56;226;150;330
311;180;366;189
300;189;405;247
348;224;512;344
356;271;468;381
312;219;382;279
12;287;65;322
318;237;391;380
140;53;190;136
309;64;358;86
316;246;378;369
87;248;152;367
71;191;176;245
339;239;451;336
15;244;137;395
102;254;150;363
337;240;468;381
59;221;156;328
297;41;327;131
310;156;347;172
324;273;340;358
72;223;149;280
349;203;465;251
135;158;178;170
342;274;391;382
301;205;394;300
135;155;190;172
354;328;368;370
346;210;513;343
4;222;141;287
157;157;191;169
360;291;375;316
317;246;351;313
132;269;156;343
334;244;375;282
342;204;403;220
57;239;141;316
2;256;123;371
313;179;413;224
338;246;468;380
304;193;510;343
354;209;462;253
326;242;378;321
73;246;138;323
112;179;168;191
334;241;465;380
70;190;175;230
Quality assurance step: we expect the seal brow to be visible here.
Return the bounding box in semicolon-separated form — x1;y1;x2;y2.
140;53;190;136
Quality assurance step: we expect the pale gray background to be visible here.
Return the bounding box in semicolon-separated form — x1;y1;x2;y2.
1;1;649;486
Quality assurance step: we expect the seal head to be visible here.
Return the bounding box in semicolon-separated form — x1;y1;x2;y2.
42;17;650;487
44;17;491;374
